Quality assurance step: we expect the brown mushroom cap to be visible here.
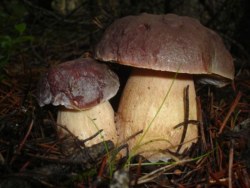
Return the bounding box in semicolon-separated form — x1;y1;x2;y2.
37;57;119;110
95;13;234;80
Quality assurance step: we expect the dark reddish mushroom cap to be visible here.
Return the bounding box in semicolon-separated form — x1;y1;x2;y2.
36;58;119;110
95;13;234;81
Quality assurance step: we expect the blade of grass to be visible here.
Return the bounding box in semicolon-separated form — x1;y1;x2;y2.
130;66;181;158
88;116;115;177
130;149;214;185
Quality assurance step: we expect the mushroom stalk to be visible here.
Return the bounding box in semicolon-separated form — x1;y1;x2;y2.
117;69;198;162
57;101;117;146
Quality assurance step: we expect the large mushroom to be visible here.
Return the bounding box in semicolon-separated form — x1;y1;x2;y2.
94;13;234;162
36;57;119;146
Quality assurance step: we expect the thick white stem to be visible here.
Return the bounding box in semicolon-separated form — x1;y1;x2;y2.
117;69;198;162
57;101;117;146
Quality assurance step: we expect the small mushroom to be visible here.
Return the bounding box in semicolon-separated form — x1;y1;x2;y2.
95;13;234;161
36;57;119;146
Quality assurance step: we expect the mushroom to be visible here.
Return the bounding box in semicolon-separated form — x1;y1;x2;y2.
94;13;234;162
36;57;119;146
